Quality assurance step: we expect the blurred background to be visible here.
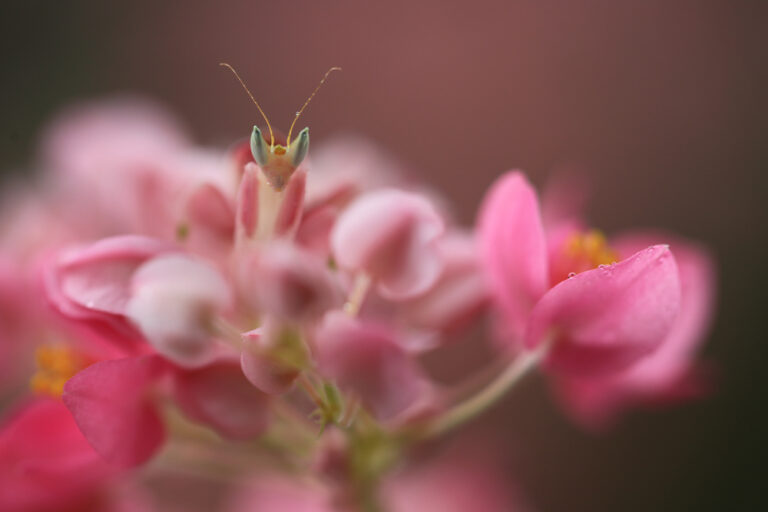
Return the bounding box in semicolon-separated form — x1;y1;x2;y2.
1;1;766;510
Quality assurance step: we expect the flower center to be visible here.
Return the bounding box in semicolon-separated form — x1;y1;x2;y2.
551;229;619;284
30;345;89;397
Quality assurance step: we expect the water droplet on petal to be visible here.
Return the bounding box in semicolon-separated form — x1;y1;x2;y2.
568;272;576;278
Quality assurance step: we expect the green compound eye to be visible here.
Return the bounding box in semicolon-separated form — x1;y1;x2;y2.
250;125;269;167
288;127;309;168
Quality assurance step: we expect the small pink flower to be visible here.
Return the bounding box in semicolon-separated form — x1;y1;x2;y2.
554;234;716;427
126;254;233;368
313;312;432;422
331;189;445;300
44;235;179;353
479;171;682;376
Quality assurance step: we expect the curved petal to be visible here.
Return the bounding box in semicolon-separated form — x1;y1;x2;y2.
0;398;116;511
62;355;168;467
478;171;548;342
526;245;681;377
126;254;232;368
314;312;431;422
172;361;270;440
331;189;445;300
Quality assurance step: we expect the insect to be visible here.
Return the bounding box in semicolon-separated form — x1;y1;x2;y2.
220;63;341;190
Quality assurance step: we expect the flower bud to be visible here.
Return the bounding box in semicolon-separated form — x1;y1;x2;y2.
331;189;444;300
126;255;232;368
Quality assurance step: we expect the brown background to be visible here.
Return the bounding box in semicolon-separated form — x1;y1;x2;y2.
1;1;767;510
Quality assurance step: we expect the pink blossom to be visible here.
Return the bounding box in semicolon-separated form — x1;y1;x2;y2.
313;312;432;422
554;234;716;426
331;189;445;300
126;254;233;368
479;171;682;377
44;235;179;353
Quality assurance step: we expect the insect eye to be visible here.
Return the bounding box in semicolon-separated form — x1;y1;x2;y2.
288;127;309;167
250;126;269;166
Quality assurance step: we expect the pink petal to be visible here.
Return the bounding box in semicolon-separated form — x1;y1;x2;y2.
274;168;306;237
238;241;341;322
525;245;681;377
185;183;235;238
0;398;116;512
172;361;270;440
240;328;301;395
399;231;490;334
235;162;259;241
62;355;168;467
478;171;548;342
227;476;335;512
331;189;445;300
127;254;232;368
314;312;431;422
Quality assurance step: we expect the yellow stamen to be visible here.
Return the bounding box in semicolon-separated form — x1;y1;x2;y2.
30;345;88;397
565;230;619;269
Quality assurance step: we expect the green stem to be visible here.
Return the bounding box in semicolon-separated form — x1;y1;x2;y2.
422;340;550;438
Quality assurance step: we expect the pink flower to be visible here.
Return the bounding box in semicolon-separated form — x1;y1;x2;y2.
44;235;179;353
331;189;445;300
479;171;682;376
554;233;716;427
313;312;433;422
126;254;233;368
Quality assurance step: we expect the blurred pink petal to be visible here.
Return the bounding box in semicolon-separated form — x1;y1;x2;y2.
331;189;444;300
126;254;232;368
44;235;178;352
314;312;431;422
63;355;168;467
227;476;336;512
478;171;548;341
398;231;490;334
240;327;302;395
0;397;117;512
383;444;529;512
172;361;270;440
526;245;681;377
238;241;341;322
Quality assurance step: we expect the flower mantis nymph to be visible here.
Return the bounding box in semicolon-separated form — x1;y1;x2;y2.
220;62;341;191
220;63;340;242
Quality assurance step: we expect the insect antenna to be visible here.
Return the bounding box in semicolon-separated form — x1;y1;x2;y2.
287;67;342;145
219;62;275;148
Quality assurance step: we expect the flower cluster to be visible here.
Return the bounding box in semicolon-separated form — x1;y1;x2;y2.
0;98;716;511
